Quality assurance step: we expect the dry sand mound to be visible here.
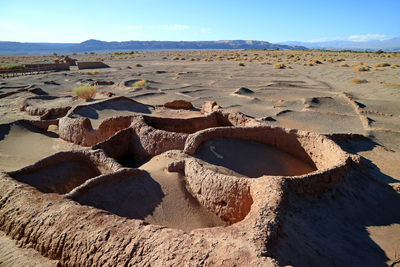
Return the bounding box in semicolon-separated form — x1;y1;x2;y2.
234;87;254;95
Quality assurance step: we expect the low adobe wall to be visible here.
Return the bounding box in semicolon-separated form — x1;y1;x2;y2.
77;61;110;69
24;63;70;72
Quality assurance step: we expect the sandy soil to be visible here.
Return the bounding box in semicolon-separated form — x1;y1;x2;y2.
0;231;57;267
0;50;399;265
0;122;81;172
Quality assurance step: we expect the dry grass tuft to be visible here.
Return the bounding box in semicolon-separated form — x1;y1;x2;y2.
0;64;26;72
375;62;390;67
273;63;286;69
238;62;245;67
133;79;150;88
354;65;370;72
351;78;368;84
84;71;99;75
73;84;97;100
339;62;349;67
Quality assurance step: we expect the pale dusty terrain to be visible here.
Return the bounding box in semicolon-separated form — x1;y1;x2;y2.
0;50;399;266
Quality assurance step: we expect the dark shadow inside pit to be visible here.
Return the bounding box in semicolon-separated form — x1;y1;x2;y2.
194;138;317;178
72;98;152;121
270;167;400;267
117;154;151;168
12;159;101;194
0;121;58;141
76;173;164;220
143;113;232;134
0;123;12;141
75;158;226;231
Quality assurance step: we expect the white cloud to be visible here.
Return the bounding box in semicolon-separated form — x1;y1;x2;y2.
348;34;389;42
125;25;144;30
161;24;189;30
307;37;342;42
201;27;211;34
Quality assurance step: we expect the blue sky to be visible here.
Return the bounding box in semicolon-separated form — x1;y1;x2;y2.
1;0;399;43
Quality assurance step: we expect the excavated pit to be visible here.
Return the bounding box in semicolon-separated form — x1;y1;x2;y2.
0;121;79;172
142;112;231;134
194;137;317;178
7;149;120;195
21;95;74;120
9;154;101;194
74;154;226;231
185;126;351;195
68;96;152;129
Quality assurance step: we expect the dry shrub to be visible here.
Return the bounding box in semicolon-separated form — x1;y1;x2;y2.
84;71;99;75
133;79;150;88
0;64;25;72
354;65;370;71
238;62;245;67
172;56;179;60
375;62;390;67
273;63;286;69
73;84;97;100
351;78;368;84
339;62;349;67
135;63;142;67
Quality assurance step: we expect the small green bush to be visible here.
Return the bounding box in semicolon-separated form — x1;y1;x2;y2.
135;63;143;67
73;84;97;100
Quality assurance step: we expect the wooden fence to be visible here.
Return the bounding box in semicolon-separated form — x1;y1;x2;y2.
0;63;70;78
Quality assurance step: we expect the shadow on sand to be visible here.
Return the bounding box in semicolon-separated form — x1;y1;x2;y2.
76;172;164;220
270;163;400;267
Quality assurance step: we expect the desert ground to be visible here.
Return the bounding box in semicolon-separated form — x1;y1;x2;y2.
0;50;399;266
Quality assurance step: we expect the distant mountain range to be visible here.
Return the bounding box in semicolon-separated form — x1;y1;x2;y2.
0;39;306;55
1;38;399;55
279;37;400;51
